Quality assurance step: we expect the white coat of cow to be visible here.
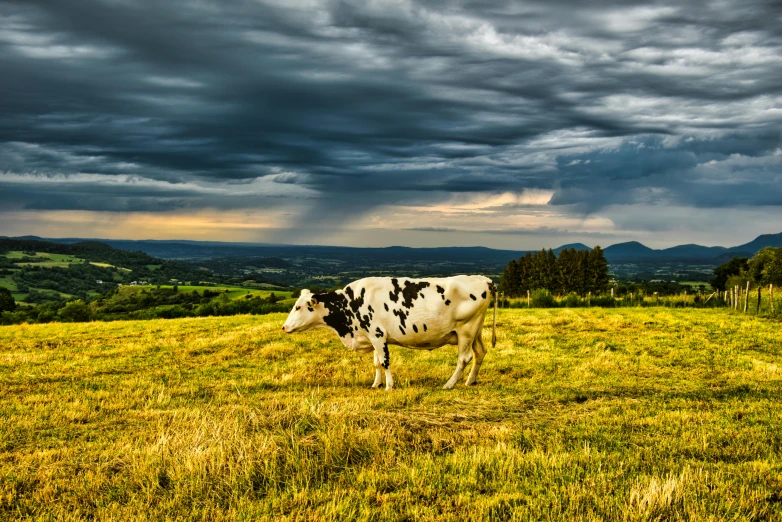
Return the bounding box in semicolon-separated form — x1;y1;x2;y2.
281;275;497;390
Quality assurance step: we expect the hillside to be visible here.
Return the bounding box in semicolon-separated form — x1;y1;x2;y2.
1;309;780;519
0;238;214;305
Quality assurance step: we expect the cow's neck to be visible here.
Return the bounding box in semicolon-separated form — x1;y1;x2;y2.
316;289;358;347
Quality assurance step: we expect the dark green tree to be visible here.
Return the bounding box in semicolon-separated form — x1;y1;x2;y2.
586;246;610;294
748;247;782;286
711;257;749;291
0;287;16;312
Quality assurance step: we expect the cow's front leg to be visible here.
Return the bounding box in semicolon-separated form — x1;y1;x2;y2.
370;335;393;390
444;331;474;390
371;351;383;389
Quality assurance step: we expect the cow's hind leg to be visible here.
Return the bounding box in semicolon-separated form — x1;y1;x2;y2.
443;331;474;390
465;333;487;386
370;336;394;390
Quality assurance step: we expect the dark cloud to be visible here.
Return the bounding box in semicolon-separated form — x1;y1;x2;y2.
0;0;780;232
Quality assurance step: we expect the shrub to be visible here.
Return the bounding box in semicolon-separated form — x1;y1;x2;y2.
531;289;557;308
591;295;616;308
563;293;583;308
59;300;91;322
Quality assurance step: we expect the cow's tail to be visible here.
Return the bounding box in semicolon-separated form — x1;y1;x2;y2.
491;281;498;348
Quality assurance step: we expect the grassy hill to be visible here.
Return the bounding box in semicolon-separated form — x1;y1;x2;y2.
0;239;218;306
1;308;781;520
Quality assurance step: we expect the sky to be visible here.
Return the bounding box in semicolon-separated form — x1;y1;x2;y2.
0;0;781;249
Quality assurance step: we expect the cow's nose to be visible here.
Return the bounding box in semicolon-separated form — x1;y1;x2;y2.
281;326;286;332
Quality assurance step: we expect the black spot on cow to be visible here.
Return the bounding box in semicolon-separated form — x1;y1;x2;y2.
389;278;402;302
345;286;354;300
399;326;406;335
436;285;445;294
400;280;430;309
412;324;419;333
470;294;477;301
316;291;355;338
445;299;451;306
382;342;390;369
384;303;389;312
481;291;487;299
393;309;407;328
423;324;427;332
368;305;374;313
375;327;384;338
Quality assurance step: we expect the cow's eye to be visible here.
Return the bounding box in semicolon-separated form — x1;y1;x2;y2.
295;306;301;310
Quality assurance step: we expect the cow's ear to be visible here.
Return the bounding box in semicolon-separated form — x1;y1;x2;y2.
308;295;319;306
300;289;311;297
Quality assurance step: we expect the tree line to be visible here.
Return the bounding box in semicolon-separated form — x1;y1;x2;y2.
711;247;782;291
499;247;610;297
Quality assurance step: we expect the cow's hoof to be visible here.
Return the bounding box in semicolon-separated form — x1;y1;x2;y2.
442;383;455;390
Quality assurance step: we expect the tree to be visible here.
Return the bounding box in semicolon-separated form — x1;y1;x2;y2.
748;247;782;286
500;259;520;296
59;300;91;322
0;287;16;312
711;257;749;291
586;246;610;294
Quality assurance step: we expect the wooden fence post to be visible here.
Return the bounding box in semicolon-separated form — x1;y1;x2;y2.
744;281;750;313
527;289;530;308
684;290;687;308
655;291;659;306
756;286;762;314
588;291;591;307
771;284;775;314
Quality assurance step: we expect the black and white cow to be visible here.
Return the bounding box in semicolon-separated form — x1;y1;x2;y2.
282;275;497;390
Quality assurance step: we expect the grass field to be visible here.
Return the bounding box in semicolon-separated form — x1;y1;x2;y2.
2;251;84;268
132;285;292;300
1;308;781;520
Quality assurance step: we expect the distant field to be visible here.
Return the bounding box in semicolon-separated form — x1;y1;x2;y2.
2;251;84;266
89;261;131;271
1;308;780;520
132;284;292;300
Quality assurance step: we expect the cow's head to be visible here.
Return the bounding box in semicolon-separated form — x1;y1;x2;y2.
282;289;326;333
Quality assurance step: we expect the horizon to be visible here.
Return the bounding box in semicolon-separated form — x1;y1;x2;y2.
6;230;779;253
1;1;781;248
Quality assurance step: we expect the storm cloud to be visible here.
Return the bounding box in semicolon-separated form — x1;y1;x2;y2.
0;0;780;246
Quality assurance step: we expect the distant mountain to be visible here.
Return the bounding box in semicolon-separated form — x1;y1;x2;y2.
658;244;728;260
9;231;782;265
729;232;782;254
553;243;591;254
603;241;656;260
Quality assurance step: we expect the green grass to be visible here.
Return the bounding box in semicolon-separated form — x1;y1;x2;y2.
0;276;18;292
89;261;131;272
133;284;292;300
3;251;83;264
1;309;781;520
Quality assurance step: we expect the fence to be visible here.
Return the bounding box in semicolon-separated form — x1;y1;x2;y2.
497;284;780;316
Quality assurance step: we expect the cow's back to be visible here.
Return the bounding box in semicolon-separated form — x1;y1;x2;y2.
344;275;493;347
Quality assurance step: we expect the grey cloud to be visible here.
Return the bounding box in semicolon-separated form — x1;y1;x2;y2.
0;0;780;231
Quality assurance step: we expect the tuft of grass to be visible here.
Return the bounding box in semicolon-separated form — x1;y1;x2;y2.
1;309;781;520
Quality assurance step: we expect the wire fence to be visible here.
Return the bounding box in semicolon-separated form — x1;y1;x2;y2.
498;284;779;316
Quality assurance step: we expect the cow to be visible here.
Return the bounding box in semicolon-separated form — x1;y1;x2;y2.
281;275;497;390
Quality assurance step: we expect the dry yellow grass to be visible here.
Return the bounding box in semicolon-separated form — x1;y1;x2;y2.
1;308;781;520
